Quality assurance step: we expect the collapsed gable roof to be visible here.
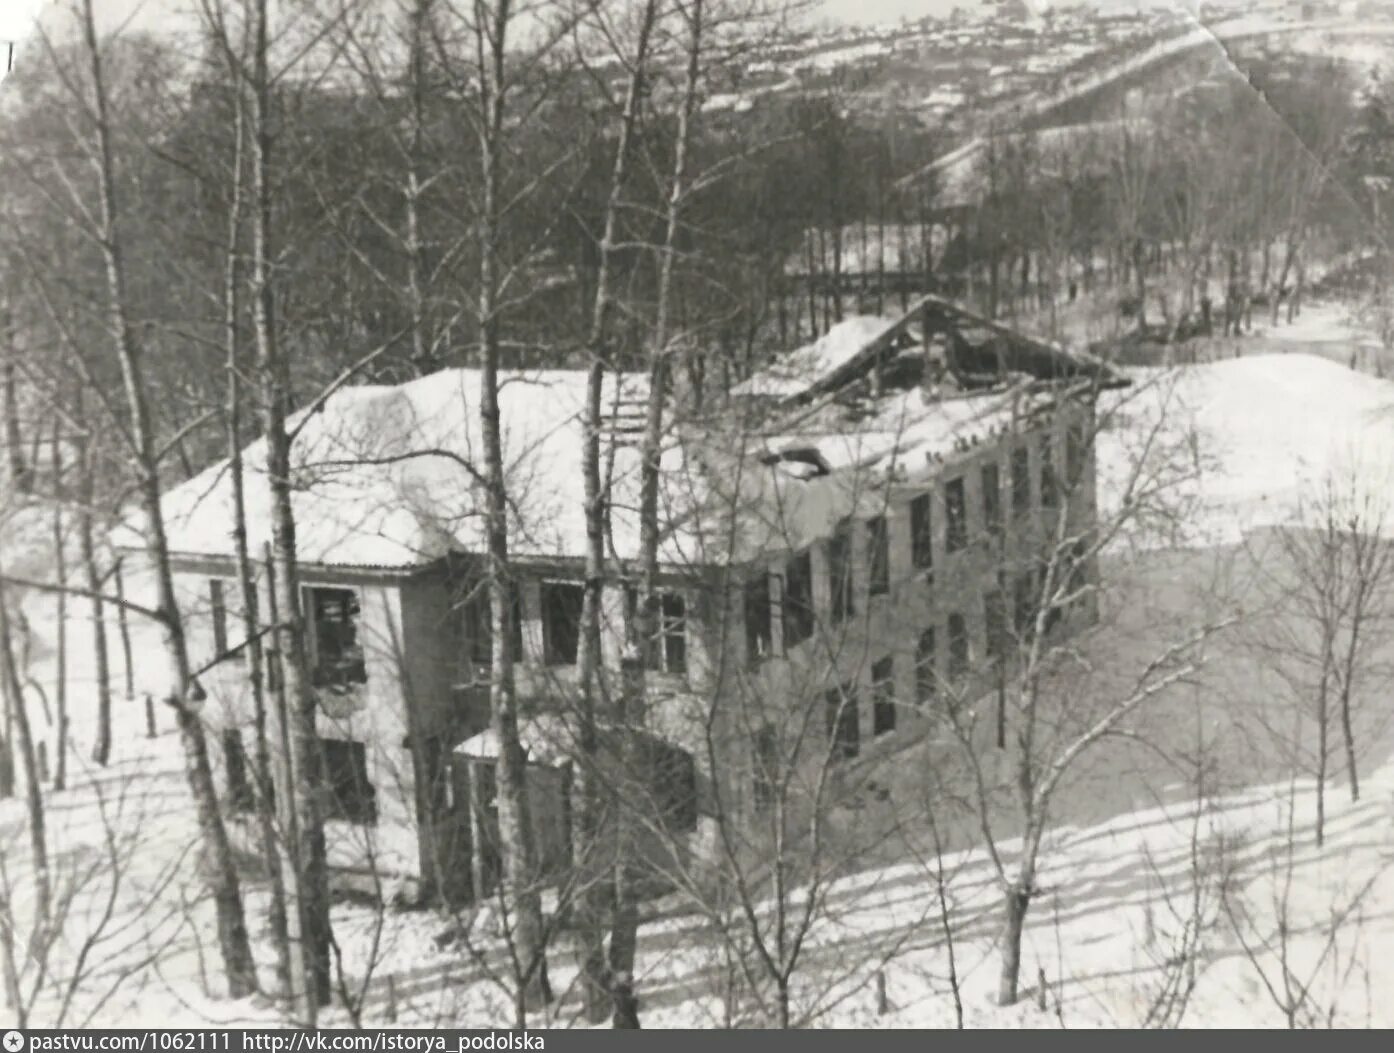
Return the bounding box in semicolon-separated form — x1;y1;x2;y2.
733;294;1126;411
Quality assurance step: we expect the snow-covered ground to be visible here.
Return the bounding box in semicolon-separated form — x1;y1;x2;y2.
5;348;1394;1028
1097;351;1394;549
7;696;1391;1028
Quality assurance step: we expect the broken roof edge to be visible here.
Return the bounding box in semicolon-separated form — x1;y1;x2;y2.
778;293;1127;412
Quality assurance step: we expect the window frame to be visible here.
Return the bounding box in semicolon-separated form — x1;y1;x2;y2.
1040;434;1059;511
985;588;1008;662
982;461;1003;537
320;737;376;825
222;729;255;814
744;572;773;665
305;586;368;689
208;578;245;664
828;523;855;624
910;492;933;572
657;592;688;675
624;587;689;675
1066;420;1087;491
461;580;524;666
867;515;890;597
541;580;585;667
916;627;937;704
945;476;968;553
1011;445;1032;520
783;549;815;650
947;611;970;681
872;655;896;736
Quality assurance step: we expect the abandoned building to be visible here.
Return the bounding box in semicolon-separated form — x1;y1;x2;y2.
131;295;1122;903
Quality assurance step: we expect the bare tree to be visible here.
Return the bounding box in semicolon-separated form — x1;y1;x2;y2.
574;0;660;1023
932;371;1236;1006
1245;468;1394;846
33;0;259;997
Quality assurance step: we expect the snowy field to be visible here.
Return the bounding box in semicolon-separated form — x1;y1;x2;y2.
4;350;1394;1028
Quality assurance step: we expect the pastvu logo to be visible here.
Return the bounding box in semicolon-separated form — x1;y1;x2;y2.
3;1030;25;1053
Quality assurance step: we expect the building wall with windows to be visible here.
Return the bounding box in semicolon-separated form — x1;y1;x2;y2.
724;395;1100;829
160;390;1100;894
170;550;729;898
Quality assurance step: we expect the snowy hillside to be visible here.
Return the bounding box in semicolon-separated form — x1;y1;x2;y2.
4;350;1394;1029
1097;353;1394;550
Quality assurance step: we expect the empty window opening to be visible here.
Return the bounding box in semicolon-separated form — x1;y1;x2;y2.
307;587;367;688
1041;436;1059;510
916;628;937;704
982;462;1002;536
867;516;890;596
910;493;933;571
1066;421;1087;490
872;655;896;735
745;574;773;664
222;729;255;814
1011;445;1031;519
829;524;855;624
541;581;585;666
462;580;524;665
321;737;376;825
985;589;1008;661
783;550;815;649
945;477;968;552
948;612;970;680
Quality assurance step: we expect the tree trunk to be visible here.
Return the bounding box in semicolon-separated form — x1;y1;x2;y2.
1289;254;1305;323
612;0;704;1009
1315;672;1329;848
0;689;12;798
79;411;113;768
248;0;331;1012
1272;237;1297;327
1132;238;1147;331
476;2;550;1016
113;558;135;704
1340;679;1359;803
2;351;32;495
46;421;68;791
575;0;658;1023
997;883;1032;1006
77;0;256;997
403;0;434;373
221;75;293;996
0;570;50;932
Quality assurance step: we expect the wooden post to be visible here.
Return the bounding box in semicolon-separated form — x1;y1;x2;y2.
144;693;156;738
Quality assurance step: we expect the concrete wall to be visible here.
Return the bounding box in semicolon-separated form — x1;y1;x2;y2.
173;561;427;894
168;395;1101;895
715;396;1101;840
